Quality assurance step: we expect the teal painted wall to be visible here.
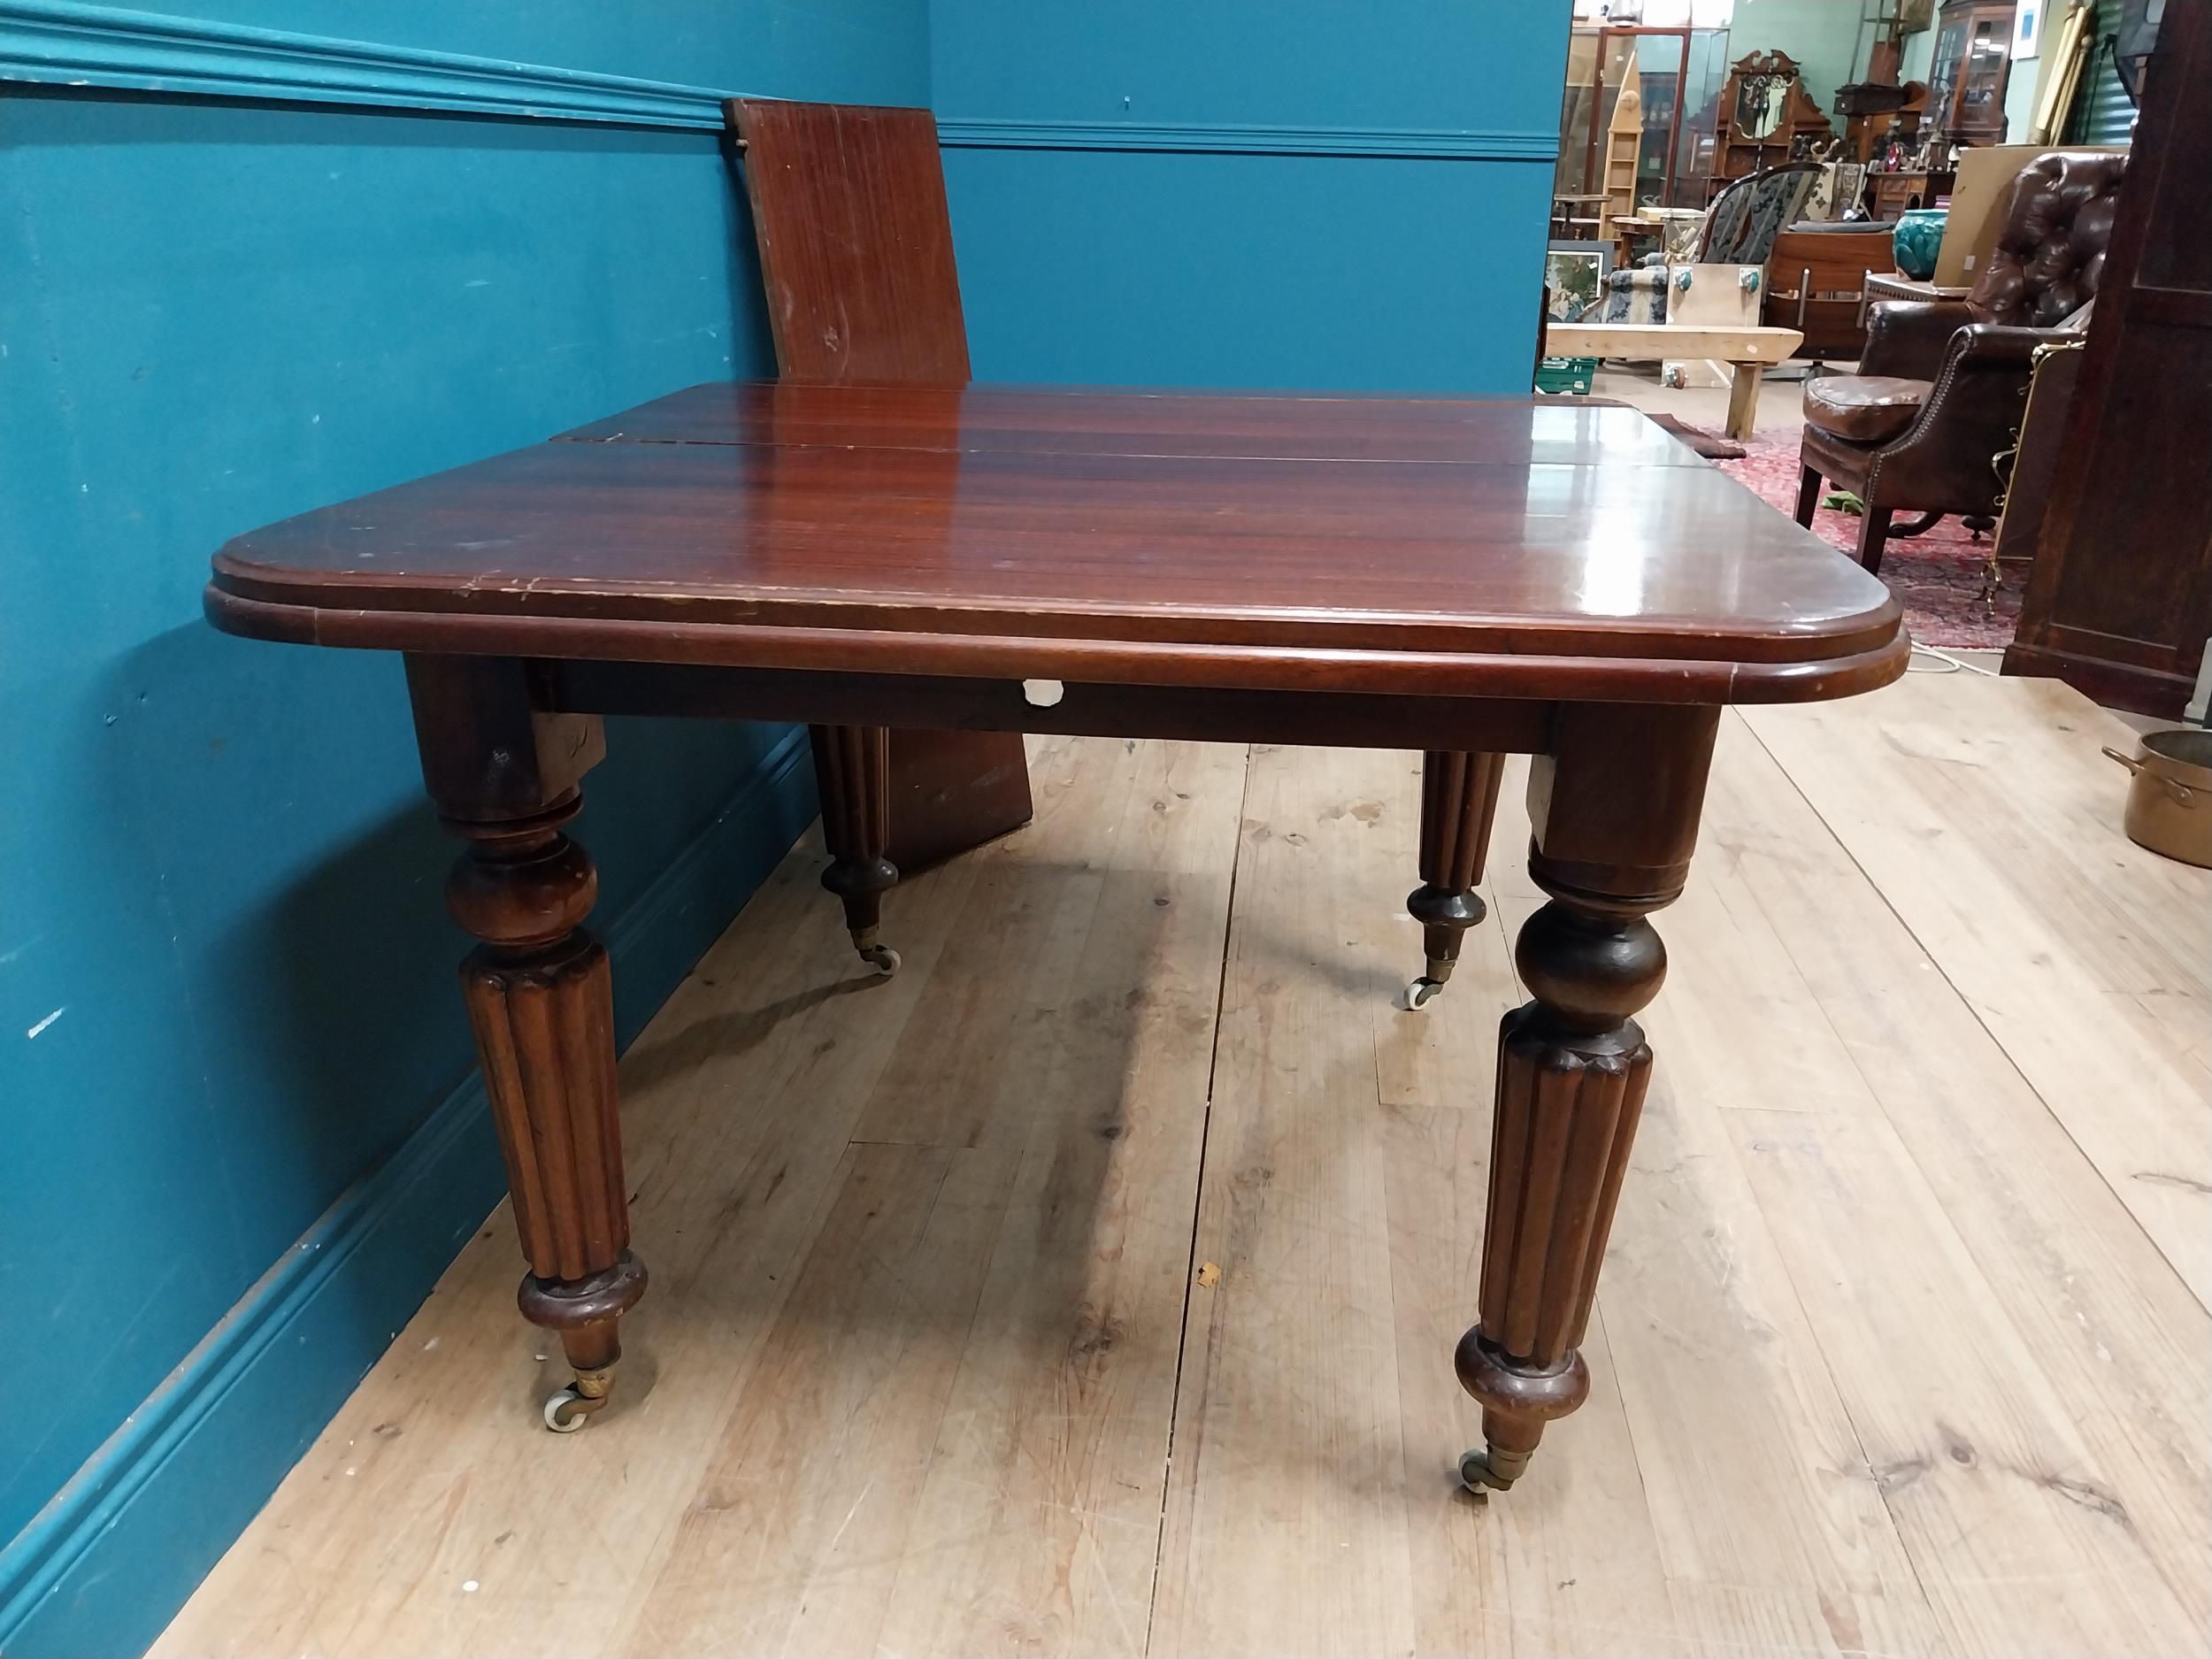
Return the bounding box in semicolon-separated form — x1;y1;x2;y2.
0;4;925;1653
930;0;1570;393
1903;16;1939;86
2003;41;2042;141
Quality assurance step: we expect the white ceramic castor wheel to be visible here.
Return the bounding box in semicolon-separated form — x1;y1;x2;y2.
1394;976;1445;1011
861;943;902;976
543;1386;592;1432
541;1367;613;1432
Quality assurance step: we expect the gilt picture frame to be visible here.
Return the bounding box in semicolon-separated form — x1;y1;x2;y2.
1545;242;1614;323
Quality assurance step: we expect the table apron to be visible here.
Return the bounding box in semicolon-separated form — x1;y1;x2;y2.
540;660;1563;754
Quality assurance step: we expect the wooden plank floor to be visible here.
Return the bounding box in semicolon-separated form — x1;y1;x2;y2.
156;672;2212;1659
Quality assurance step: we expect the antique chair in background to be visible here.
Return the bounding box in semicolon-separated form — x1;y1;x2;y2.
1794;150;2128;572
1763;222;1898;359
1698;158;1824;264
1580;161;1820;323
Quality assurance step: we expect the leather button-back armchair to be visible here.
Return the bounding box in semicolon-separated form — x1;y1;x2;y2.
1795;150;2126;572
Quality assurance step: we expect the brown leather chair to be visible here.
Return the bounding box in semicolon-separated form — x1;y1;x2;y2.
1794;150;2126;572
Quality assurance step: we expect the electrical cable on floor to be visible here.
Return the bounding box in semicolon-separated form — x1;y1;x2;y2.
1909;643;2000;676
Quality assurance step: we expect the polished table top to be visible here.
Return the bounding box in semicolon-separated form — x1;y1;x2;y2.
207;382;1904;703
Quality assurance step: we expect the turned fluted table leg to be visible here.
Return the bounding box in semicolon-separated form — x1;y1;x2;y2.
1403;749;1505;1009
1458;704;1717;1492
407;657;645;1432
810;723;901;975
1456;882;1662;1488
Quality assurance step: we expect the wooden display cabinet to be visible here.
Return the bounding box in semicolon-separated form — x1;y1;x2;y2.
1925;0;2016;145
1709;50;1834;193
1867;165;1957;216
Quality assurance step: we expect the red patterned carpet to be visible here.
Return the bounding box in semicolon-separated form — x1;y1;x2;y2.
1716;427;2021;649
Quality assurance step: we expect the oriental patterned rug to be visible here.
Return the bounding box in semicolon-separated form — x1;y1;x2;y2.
1716;427;2023;650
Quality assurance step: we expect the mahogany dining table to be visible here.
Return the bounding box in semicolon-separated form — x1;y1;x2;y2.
205;380;1906;1492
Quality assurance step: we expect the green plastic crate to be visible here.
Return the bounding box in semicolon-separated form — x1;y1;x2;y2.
1535;355;1597;396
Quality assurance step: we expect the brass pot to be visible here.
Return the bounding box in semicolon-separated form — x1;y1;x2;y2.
2103;729;2212;868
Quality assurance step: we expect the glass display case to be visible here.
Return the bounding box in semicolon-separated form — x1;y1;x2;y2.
1555;25;1732;211
1926;0;2016;145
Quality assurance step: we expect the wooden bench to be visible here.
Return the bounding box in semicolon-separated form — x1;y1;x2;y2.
1543;322;1805;440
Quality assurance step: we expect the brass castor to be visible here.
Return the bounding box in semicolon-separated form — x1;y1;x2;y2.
1394;954;1455;1011
851;927;901;976
542;1364;616;1432
1458;1444;1531;1493
1397;977;1445;1010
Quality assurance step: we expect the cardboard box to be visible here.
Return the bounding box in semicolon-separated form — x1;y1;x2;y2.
1934;143;2127;288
